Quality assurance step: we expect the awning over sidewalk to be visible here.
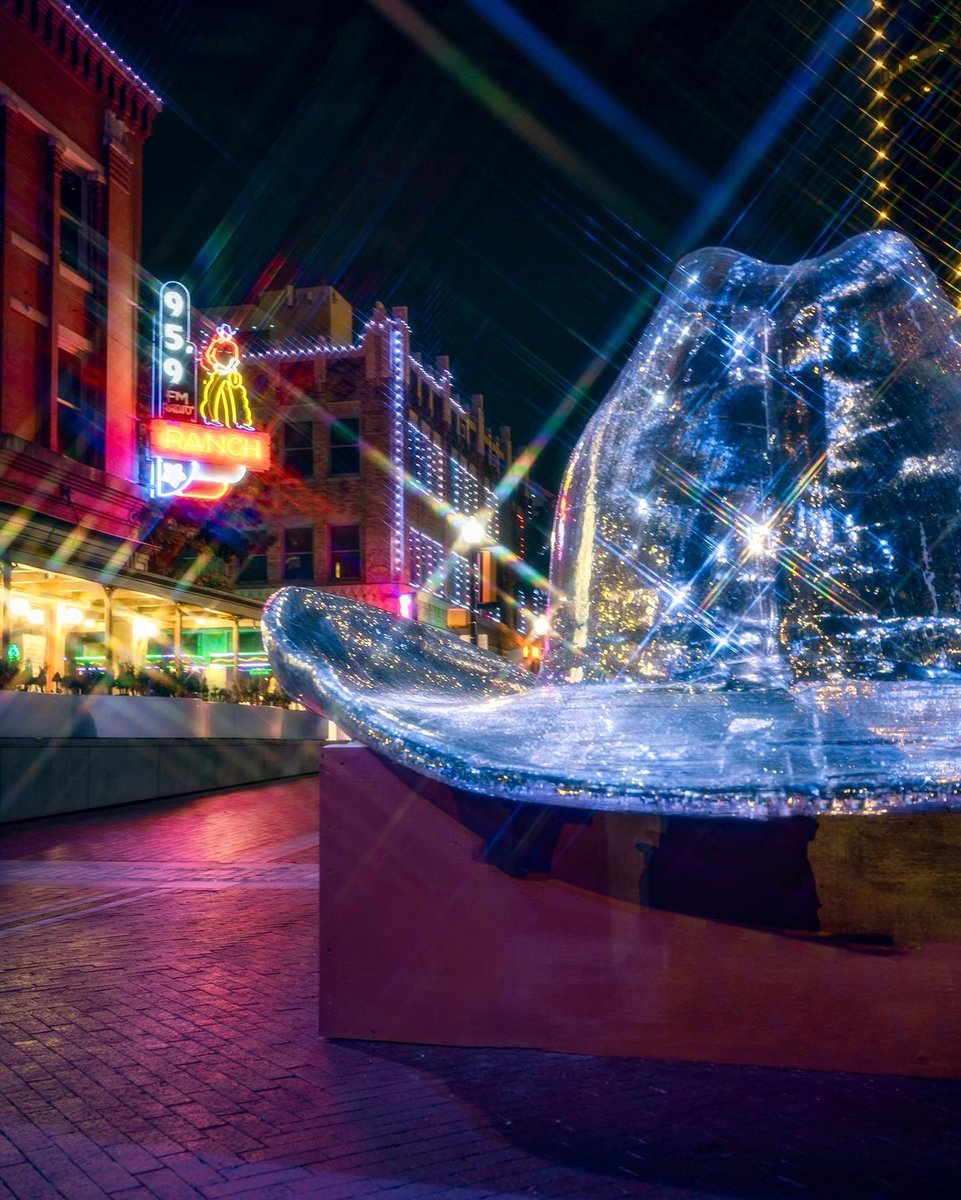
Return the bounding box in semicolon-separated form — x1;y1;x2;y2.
2;556;266;686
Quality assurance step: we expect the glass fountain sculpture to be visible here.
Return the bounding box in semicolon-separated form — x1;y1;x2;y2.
264;230;961;816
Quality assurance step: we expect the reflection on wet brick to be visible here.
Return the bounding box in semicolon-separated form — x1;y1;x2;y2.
1;778;960;1198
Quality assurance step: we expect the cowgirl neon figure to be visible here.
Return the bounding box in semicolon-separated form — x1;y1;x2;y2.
199;325;254;430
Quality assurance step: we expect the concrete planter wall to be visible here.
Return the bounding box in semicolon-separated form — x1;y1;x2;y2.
0;693;328;740
0;694;328;823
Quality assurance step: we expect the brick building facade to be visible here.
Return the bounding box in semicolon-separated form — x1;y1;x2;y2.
0;0;160;526
206;284;550;654
0;1;263;690
0;0;548;688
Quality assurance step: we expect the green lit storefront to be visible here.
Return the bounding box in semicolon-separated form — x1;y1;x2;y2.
1;511;271;697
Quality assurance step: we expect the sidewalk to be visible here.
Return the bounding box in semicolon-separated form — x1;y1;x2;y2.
0;778;958;1199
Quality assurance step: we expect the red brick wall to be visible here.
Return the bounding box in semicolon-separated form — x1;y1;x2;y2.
0;1;158;541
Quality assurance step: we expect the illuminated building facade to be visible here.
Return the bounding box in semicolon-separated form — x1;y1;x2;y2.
860;1;961;301
206;284;550;654
0;1;263;690
0;0;159;506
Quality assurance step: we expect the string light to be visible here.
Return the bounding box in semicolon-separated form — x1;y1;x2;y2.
409;528;445;596
407;421;444;498
450;455;480;515
389;320;406;578
856;4;961;300
861;0;897;233
59;3;162;102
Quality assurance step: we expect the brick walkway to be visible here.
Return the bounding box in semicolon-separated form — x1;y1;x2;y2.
1;778;959;1199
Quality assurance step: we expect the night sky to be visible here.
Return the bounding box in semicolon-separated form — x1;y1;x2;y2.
84;0;873;487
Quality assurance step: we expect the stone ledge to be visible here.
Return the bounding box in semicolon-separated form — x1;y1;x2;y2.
0;737;322;823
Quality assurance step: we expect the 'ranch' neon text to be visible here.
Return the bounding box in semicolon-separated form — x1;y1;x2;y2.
149;419;270;470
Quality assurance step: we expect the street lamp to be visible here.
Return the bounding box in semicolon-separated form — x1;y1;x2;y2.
459;516;486;547
459;514;488;646
522;612;551;672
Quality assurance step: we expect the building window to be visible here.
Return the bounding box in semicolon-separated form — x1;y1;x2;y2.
450;457;479;516
485;485;501;540
517;590;529;634
407;422;443;497
330;525;361;581
451;552;471;607
283;420;314;478
283;527;314;581
329;417;360;476
60;170;94;276
237;540;269;585
409;528;444;595
57;350;104;469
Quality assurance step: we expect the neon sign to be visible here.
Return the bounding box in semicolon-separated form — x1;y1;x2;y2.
148;283;269;502
200;326;254;429
155;281;195;418
149;420;270;469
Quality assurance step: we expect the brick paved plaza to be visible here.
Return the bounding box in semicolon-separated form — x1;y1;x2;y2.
1;777;959;1199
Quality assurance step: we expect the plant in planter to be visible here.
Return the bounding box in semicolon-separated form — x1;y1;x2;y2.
116;662;139;694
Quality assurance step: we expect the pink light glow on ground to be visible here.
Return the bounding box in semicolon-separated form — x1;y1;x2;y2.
0;779;957;1197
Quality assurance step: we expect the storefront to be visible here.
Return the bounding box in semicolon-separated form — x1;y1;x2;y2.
0;551;266;695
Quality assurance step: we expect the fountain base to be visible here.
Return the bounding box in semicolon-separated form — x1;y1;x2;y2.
318;744;961;1076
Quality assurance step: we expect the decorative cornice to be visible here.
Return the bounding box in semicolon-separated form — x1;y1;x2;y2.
0;0;163;136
